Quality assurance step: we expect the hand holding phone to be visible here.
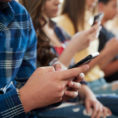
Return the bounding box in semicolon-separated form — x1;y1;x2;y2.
69;52;99;69
92;12;104;26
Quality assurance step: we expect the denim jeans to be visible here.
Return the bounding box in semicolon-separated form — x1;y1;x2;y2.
36;95;118;118
87;78;118;95
27;78;118;118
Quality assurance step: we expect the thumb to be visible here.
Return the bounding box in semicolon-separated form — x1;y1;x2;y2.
86;24;99;35
85;99;91;113
53;64;62;71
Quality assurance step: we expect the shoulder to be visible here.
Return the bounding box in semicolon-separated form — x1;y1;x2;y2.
9;0;34;30
9;0;31;20
54;14;72;26
54;14;75;36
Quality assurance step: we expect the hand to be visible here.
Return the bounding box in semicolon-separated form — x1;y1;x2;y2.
69;24;100;52
62;78;82;101
19;65;89;112
85;95;112;118
54;63;87;101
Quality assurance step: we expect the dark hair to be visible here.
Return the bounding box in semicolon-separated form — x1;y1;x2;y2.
98;0;111;4
61;0;86;32
20;0;56;66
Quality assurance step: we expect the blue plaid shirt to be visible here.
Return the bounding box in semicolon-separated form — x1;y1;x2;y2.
0;0;37;117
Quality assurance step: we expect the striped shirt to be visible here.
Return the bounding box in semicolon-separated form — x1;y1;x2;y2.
0;0;37;117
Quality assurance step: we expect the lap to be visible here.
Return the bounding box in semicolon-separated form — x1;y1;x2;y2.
37;96;118;118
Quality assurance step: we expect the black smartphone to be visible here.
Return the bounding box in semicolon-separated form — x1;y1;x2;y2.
92;12;104;26
69;52;99;69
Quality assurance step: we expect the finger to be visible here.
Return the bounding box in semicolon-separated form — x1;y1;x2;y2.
67;81;81;90
103;107;112;117
64;90;78;98
96;106;103;118
53;64;62;71
53;63;67;71
85;100;91;114
91;103;98;118
103;107;108;118
57;65;89;81
96;109;102;118
38;66;55;74
76;72;85;82
107;108;112;116
93;23;100;30
86;25;98;35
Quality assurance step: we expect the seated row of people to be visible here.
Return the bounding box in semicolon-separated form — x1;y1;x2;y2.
0;0;118;118
19;0;118;118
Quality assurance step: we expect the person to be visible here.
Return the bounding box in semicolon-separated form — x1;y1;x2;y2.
98;0;118;82
106;15;118;37
0;0;90;118
54;0;97;35
20;0;100;67
55;0;118;95
20;0;118;118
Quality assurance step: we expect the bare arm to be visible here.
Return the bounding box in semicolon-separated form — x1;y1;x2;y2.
59;25;99;66
19;66;89;112
78;84;95;99
88;38;118;70
78;85;112;118
103;60;118;77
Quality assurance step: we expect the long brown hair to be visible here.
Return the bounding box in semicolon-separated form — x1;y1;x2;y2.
20;0;56;66
61;0;86;32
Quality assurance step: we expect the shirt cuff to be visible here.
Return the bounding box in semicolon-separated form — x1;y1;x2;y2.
0;82;26;118
80;80;87;85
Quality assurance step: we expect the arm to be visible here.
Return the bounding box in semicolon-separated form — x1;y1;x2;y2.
88;38;118;70
0;66;88;116
78;84;95;100
78;85;112;118
103;60;118;77
59;25;99;66
15;16;37;86
19;65;89;112
0;82;25;118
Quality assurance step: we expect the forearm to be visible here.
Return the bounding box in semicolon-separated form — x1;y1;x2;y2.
103;60;118;76
59;36;82;66
78;85;95;100
89;48;116;70
59;45;76;66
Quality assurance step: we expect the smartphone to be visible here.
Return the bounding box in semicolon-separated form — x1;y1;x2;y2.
69;52;99;69
92;12;104;26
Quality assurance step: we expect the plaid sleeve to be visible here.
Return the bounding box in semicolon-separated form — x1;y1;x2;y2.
15;15;37;84
0;82;26;118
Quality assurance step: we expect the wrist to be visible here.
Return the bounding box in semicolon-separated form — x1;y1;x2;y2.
19;87;32;113
81;85;96;99
85;89;96;100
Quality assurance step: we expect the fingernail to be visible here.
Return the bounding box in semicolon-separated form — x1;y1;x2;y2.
74;92;78;96
77;83;81;87
107;112;112;116
80;73;85;78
